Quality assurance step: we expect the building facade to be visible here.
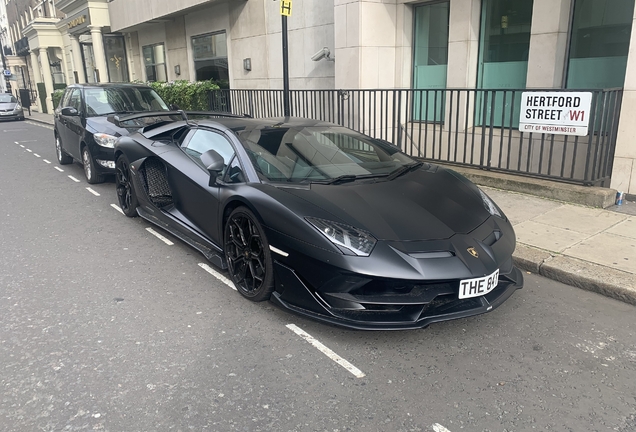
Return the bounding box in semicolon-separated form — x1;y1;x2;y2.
2;0;636;193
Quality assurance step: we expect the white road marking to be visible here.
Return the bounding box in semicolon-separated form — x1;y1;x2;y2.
86;187;100;196
25;121;53;130
286;324;366;378
198;263;237;291
43;159;51;164
26;149;32;153
33;153;41;158
68;175;80;183
146;227;174;245
110;204;124;215
54;167;64;172
16;140;37;143
19;145;24;148
14;141;19;145
432;424;452;432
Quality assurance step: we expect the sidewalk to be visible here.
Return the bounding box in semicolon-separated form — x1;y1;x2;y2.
484;186;636;306
23;110;54;126
20;111;636;305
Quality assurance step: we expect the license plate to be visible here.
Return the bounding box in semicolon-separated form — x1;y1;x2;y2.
459;269;500;299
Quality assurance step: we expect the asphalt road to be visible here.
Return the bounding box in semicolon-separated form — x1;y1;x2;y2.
1;120;635;432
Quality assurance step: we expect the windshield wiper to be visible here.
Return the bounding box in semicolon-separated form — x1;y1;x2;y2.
386;161;424;181
312;175;359;185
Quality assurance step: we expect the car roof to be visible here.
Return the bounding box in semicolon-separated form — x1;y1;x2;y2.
66;83;153;90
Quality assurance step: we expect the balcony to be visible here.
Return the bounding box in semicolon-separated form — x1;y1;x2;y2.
108;0;244;32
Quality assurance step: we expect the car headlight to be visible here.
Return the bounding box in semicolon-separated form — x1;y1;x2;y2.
93;133;118;148
306;217;377;256
478;188;503;218
15;104;21;111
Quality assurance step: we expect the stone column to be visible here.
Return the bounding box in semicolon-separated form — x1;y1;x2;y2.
611;0;636;194
29;49;43;112
69;34;86;83
38;47;55;113
525;0;572;88
89;26;109;82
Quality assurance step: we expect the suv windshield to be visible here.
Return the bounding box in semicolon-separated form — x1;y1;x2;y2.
0;94;17;104
236;125;415;183
84;87;169;117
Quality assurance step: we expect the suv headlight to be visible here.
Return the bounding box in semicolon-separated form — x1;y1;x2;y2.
15;104;21;111
478;188;503;218
93;133;118;148
306;217;377;256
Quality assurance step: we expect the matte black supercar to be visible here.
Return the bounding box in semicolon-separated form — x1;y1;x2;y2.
114;113;523;330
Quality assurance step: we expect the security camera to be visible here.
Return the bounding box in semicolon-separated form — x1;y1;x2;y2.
311;47;334;62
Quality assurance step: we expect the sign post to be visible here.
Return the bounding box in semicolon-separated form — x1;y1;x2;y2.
280;0;292;117
519;91;593;136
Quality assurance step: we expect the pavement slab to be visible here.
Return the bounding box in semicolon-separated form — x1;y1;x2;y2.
513;220;590;252
606;217;636;240
531;204;628;234
565;232;636;274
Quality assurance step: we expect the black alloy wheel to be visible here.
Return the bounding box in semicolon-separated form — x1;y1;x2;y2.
115;155;139;218
55;134;72;165
82;146;104;184
225;207;275;302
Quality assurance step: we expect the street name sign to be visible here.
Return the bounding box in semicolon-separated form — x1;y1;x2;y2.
519;91;593;136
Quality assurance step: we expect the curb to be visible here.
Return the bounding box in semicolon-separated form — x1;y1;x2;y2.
441;164;617;208
25;117;54;127
513;244;636;306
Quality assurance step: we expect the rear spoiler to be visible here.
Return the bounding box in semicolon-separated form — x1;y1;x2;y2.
113;110;251;128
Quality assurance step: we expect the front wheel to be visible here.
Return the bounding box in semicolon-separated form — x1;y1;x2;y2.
224;207;275;302
115;155;139;218
82;147;104;184
55;135;72;165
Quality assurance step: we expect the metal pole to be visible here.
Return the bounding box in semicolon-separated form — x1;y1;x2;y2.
282;15;290;117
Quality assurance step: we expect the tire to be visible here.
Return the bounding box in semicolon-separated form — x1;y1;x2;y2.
224;207;275;302
82;146;104;184
55;134;72;165
115;154;139;218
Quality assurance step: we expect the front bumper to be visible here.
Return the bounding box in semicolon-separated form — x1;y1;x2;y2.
270;260;523;330
0;110;24;121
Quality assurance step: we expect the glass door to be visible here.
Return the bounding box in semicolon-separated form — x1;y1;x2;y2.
412;1;449;122
476;0;534;127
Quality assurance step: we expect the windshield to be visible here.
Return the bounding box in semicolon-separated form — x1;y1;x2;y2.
0;94;17;104
236;125;415;183
84;87;169;117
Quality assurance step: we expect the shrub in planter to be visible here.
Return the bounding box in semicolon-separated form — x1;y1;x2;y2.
147;80;220;111
52;89;65;109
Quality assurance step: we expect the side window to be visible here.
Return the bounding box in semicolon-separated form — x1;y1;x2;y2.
60;89;73;108
225;156;246;184
68;89;83;112
182;129;236;177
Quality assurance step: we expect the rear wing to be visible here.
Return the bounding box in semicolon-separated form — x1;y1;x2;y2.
113;110;250;129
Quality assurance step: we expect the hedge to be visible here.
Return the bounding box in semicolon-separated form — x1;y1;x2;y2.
147;80;220;111
52;89;65;109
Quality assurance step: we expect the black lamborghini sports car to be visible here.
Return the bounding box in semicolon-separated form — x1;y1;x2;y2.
114;112;523;330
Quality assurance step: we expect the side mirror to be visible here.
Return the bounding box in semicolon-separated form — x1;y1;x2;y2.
169;103;180;111
200;149;225;186
61;107;79;116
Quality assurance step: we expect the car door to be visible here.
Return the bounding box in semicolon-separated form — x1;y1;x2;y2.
55;88;74;151
164;128;238;244
57;88;84;159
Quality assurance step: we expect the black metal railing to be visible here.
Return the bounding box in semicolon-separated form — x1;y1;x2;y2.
209;88;623;187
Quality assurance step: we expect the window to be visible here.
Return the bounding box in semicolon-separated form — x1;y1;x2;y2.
84;87;168;117
68;89;82;112
225;157;246;184
566;0;635;89
476;0;534;127
412;2;449;121
104;36;129;83
143;43;167;82
59;88;73;108
192;32;229;88
182;129;236;176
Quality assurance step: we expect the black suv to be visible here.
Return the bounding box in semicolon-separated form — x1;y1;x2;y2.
54;83;170;183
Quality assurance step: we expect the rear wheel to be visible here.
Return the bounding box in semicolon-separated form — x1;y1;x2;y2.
115;155;139;218
82;146;104;184
55;135;72;165
224;207;275;302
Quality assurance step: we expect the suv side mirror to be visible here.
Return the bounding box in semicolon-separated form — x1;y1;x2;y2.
200;149;225;186
61;107;79;116
169;104;180;111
